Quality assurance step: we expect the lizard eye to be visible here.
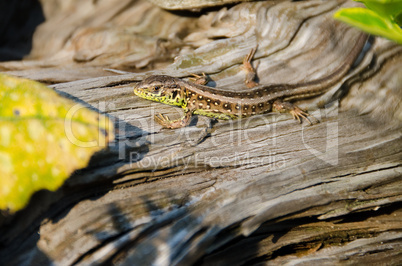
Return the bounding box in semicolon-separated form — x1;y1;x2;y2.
153;86;160;91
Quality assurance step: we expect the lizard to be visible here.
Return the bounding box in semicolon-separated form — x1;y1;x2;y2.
134;34;367;129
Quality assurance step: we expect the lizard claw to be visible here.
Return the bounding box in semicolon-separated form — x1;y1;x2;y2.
154;113;172;128
290;107;312;125
241;46;259;88
273;100;319;125
154;112;193;129
189;73;209;85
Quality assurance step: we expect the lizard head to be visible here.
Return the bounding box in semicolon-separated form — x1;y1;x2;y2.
134;75;185;107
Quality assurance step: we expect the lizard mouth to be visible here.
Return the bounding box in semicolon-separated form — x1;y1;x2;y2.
134;89;165;103
134;88;153;97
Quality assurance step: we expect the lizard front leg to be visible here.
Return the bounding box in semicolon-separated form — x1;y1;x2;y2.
241;46;259;88
189;73;209;85
190;47;258;88
154;109;193;129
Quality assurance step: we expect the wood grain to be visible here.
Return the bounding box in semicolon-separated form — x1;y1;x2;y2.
0;0;401;265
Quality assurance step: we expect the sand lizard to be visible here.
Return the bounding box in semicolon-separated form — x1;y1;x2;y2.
134;34;367;129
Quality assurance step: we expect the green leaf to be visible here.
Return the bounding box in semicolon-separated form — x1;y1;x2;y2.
357;0;402;20
0;74;114;212
334;7;402;44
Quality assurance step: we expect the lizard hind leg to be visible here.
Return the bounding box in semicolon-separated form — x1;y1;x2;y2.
272;100;319;125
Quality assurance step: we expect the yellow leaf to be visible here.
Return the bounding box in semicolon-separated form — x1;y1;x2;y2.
0;74;114;212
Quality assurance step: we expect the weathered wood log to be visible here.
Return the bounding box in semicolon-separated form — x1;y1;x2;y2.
0;0;401;265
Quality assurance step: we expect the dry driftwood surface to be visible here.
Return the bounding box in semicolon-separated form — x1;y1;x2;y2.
0;0;401;265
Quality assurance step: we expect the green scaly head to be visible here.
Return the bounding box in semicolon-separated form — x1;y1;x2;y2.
134;75;186;107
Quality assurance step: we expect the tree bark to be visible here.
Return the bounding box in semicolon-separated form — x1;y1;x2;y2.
0;0;401;265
